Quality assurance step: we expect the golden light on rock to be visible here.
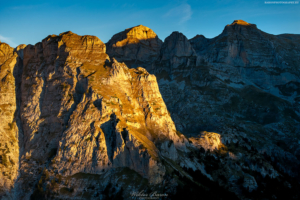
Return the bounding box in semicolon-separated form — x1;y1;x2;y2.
228;19;250;26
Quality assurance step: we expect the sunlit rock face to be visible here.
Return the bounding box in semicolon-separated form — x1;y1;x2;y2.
0;42;25;198
189;131;224;152
106;25;163;69
229;19;251;26
0;31;189;199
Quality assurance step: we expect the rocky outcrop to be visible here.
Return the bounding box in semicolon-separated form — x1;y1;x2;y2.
189;131;223;152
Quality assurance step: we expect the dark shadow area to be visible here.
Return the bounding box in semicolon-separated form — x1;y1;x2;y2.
121;128;128;144
100;114;119;164
13;48;25;164
168;167;239;200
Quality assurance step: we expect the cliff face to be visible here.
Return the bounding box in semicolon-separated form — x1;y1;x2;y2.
0;32;189;199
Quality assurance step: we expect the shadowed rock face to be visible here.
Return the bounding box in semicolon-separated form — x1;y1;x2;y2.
155;22;300;186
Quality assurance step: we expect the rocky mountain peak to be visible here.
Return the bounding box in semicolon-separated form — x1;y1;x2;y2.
124;25;158;40
160;31;196;60
106;25;162;68
223;20;258;33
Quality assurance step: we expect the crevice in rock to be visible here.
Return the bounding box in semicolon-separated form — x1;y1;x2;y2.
62;66;88;127
13;54;25;157
100;114;119;164
121;128;128;144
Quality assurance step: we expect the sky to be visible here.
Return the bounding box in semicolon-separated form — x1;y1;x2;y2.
0;0;299;47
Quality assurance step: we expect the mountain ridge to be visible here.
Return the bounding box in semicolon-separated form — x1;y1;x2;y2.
0;20;300;199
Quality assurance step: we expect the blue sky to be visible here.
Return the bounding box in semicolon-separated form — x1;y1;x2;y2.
0;0;299;47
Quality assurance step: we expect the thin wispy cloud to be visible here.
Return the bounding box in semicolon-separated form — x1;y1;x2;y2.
164;3;193;24
0;35;18;47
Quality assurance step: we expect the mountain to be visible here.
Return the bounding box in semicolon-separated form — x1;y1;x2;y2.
107;21;300;199
0;20;300;200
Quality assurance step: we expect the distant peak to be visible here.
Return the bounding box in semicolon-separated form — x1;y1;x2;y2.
229;20;250;26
